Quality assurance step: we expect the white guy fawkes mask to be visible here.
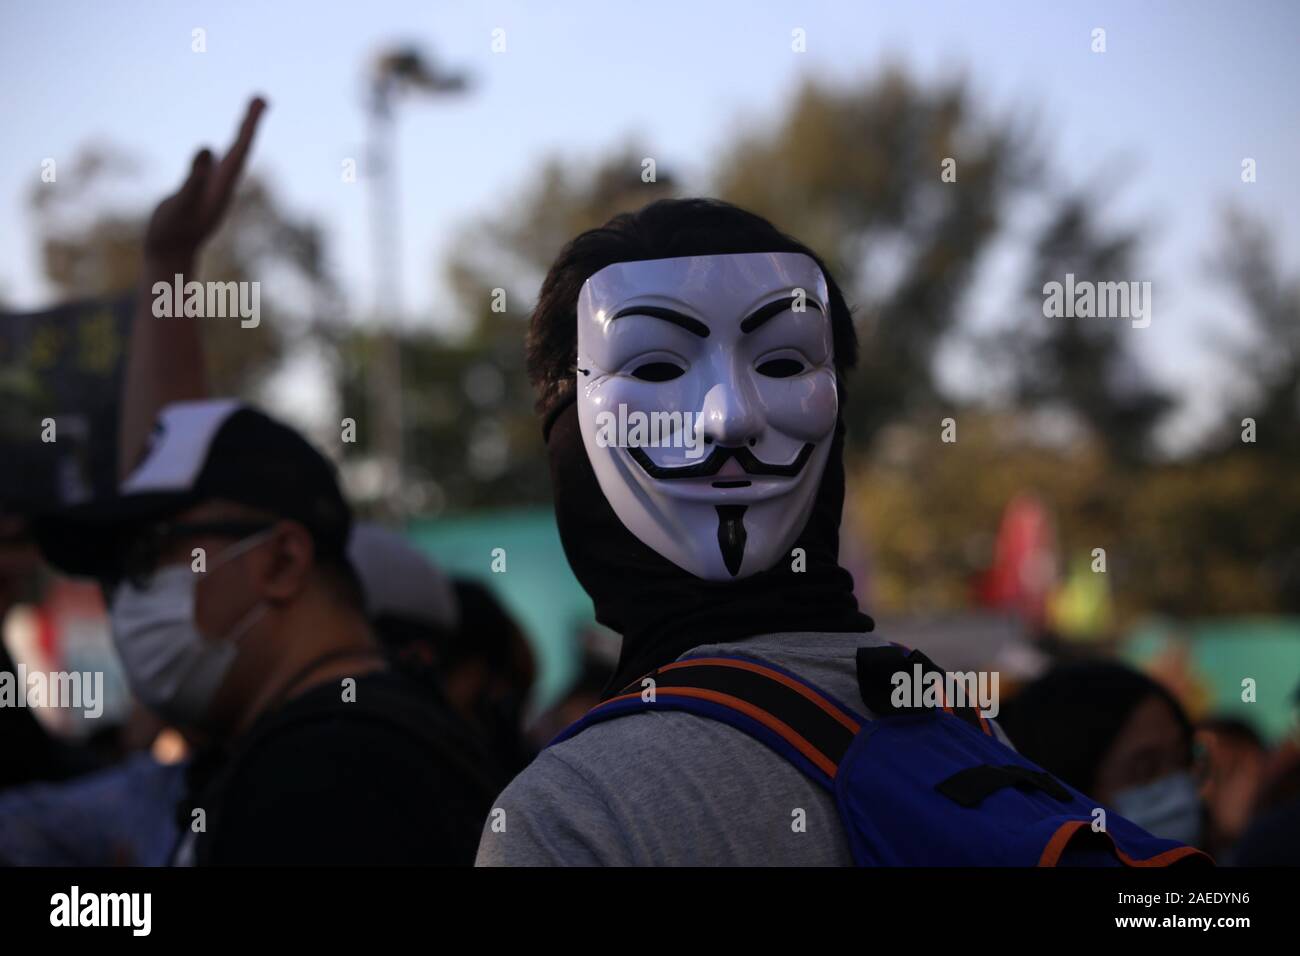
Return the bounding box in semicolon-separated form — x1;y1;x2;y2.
576;252;838;581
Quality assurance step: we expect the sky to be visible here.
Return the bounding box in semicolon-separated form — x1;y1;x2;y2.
2;0;1297;447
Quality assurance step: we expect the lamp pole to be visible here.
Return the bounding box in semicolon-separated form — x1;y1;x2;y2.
365;47;468;518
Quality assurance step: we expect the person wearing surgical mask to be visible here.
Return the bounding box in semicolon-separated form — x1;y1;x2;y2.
105;509;283;734
36;401;502;865
999;661;1205;848
35;102;501;865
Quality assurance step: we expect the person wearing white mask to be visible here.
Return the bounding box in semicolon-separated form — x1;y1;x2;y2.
474;197;1214;868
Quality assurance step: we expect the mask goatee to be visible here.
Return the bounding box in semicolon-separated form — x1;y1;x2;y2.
546;403;873;696
716;505;747;577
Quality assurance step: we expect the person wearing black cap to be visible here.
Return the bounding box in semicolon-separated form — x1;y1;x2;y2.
34;99;499;865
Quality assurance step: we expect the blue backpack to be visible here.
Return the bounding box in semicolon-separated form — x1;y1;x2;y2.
550;645;1212;867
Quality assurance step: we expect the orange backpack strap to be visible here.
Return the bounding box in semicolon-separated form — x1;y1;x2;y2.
551;654;864;789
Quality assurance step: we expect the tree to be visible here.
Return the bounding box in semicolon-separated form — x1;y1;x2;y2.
27;144;338;398
332;146;677;513
714;69;1039;446
1002;193;1173;466
1208;207;1300;459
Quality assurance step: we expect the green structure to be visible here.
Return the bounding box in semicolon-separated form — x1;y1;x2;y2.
407;507;599;711
1125;617;1300;743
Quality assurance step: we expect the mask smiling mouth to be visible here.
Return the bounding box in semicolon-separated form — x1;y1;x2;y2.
626;442;814;481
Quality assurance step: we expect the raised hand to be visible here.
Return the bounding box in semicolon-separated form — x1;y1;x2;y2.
121;95;268;478
143;96;268;264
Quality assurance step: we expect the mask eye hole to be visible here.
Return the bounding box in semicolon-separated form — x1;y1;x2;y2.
756;357;806;378
630;361;686;382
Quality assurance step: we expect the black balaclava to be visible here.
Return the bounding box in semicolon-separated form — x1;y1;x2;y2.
546;400;873;696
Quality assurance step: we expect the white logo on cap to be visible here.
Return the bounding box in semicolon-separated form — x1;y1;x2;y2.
122;399;245;494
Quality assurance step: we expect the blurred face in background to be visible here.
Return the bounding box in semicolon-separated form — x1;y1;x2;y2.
1094;694;1192;802
1196;726;1266;847
1095;693;1203;845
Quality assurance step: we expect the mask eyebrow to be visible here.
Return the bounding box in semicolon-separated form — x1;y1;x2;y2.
740;295;824;334
610;305;710;338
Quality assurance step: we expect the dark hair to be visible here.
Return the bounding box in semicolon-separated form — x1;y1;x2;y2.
998;661;1195;796
1198;715;1265;751
526;198;859;430
445;579;529;676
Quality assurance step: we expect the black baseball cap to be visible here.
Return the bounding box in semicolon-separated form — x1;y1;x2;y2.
35;399;352;578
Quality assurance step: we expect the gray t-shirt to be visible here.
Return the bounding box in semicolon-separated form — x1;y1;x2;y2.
477;630;973;866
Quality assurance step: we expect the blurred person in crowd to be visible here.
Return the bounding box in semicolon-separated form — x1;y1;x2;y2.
0;739;188;866
442;579;536;776
0;507;103;791
1253;682;1300;815
35;400;501;865
1;467;187;865
33;98;501;865
1232;681;1300;865
346;521;459;676
475;199;1206;866
0;523;499;866
526;645;616;748
1234;791;1300;865
998;661;1205;847
0;499;188;866
1196;716;1268;859
347;525;535;775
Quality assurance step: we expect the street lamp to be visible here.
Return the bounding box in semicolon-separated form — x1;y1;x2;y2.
366;45;469;518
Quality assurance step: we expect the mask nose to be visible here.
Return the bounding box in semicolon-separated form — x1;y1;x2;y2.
698;375;762;447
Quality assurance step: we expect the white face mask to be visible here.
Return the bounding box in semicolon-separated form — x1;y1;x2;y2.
576;252;838;580
108;530;272;728
1112;770;1203;846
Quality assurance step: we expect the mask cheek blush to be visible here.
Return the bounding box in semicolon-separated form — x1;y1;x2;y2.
600;376;701;467
757;367;839;443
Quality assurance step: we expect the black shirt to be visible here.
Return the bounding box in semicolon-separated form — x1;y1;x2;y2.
180;668;503;865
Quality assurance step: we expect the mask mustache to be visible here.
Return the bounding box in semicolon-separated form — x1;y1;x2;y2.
627;442;814;480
